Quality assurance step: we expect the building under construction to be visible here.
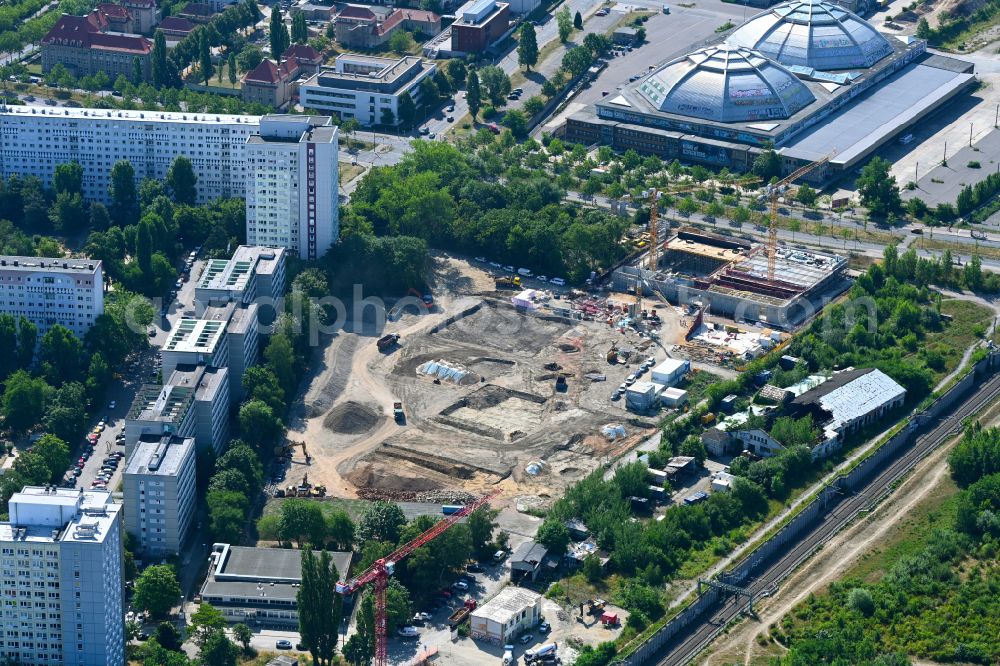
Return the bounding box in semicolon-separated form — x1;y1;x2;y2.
612;227;848;329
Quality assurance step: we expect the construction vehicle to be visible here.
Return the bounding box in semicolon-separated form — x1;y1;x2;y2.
285;474;314;497
495;275;522;290
336;490;499;666
503;644;516;665
377;333;400;352
448;598;478;628
393;402;405;424
276;440;311;464
586;599;606;615
606;343;619;364
525;643;558;663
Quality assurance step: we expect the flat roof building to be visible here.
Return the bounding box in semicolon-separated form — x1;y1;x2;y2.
200;544;353;626
0;256;104;341
299;54;437;127
196;246;287;305
451;0;509;53
564;0;974;181
470;586;542;644
0;486;125;666
123;434;196;555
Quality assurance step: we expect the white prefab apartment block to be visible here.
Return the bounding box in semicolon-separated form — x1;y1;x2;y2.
0;256;103;340
0;106;259;205
0;108;341;258
299;54;437;127
246;116;339;260
470;586;542;644
195;245;288;306
0;486;125;666
123;434;196;556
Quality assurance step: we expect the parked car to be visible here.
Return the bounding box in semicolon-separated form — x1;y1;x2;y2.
466;563;483;573
452;581;469;591
519;633;533;645
275;639;292;650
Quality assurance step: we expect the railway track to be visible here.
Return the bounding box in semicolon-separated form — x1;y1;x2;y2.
651;370;1000;666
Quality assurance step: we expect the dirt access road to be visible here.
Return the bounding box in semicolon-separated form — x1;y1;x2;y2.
286;255;494;499
698;396;1000;665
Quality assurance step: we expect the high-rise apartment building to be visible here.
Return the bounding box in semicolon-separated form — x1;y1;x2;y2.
246;116;339;260
0;486;125;666
0;256;104;340
0;108;339;258
123;434;196;556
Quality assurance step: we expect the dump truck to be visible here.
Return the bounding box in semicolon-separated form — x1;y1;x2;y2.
503;644;516;665
377;333;400;352
393;402;405;424
448;599;477;628
525;643;557;663
495;276;522;290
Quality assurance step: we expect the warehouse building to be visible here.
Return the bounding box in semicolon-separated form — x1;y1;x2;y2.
564;0;974;181
470;586;542;644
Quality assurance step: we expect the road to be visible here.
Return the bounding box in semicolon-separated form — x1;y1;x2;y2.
648;366;1000;666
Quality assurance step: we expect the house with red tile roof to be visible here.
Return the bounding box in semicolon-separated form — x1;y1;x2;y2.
335;6;440;49
42;11;152;81
158;16;197;39
282;44;323;75
241;56;302;108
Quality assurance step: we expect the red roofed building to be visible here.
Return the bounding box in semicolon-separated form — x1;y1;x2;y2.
335;6;440;49
241;57;301;108
282;44;323;75
157;16;196;39
42;12;152;81
121;0;160;33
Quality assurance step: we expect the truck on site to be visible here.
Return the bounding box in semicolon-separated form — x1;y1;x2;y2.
503;644;516;665
377;333;400;352
393;402;405;424
524;642;558;663
448;598;477;628
495;276;522;290
442;505;465;515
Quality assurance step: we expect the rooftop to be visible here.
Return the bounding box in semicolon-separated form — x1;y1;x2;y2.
511;540;548;565
792;367;906;436
127;383;195;425
0;256;100;273
2;487;120;545
0;105;259;125
164;363;227;404
472;586;541;624
163;317;226;354
124;434;194;477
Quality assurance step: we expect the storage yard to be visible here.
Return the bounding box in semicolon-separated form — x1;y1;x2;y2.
285;254;757;503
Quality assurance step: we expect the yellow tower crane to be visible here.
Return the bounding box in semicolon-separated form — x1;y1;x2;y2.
766;154;834;282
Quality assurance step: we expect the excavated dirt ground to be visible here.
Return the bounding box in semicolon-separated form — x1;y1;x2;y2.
323;401;383;435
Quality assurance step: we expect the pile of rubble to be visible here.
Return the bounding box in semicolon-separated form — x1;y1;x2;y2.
356;487;479;504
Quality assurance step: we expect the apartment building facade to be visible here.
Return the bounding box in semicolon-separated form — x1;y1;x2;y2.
246;115;339;260
0;108;339;258
123;435;196;556
42;11;152;81
0;486;125;666
195;245;288;307
0;256;104;340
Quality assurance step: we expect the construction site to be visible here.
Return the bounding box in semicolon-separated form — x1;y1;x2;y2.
613;225;850;329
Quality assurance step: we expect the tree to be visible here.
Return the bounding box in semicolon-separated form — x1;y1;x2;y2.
190;603;227;646
298;548;343;666
583;553;603;583
847;587;875;616
270;7;289;60
152;30;168;87
398;91;417;129
751;148;781;181
292;11;308;44
263;332;298;397
109;160;138;226
167;156;197;205
380;107;395;127
15;316;36;371
216;442;263;491
574;9;583;29
227;52;237;85
562;46;594;78
357;500;406;543
133;565;181;619
242;366;285;412
478;65;510;106
207;489;247;543
857;157;902;218
325;510;355;551
199;630;238;666
537;519;570;556
583;32;611;58
237;44;264;73
796;183;817;207
556;6;573;42
466;68;481;120
198;31;213;85
238;400;284;453
53;161;83;196
446;58;466;88
50;191;86;235
155;622;183;651
133;56;143;84
231;623;252;655
2;370;49;433
467;506;499;557
31;434;70;482
279;499;328;546
916;17;931;40
388;29;412;54
518;23;538;71
502;110;528;138
40;324;84;383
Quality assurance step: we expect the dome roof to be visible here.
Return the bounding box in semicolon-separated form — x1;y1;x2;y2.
727;0;892;70
637;44;815;123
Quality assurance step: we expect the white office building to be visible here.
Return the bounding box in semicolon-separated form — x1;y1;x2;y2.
0;108;341;258
123;434;196;556
195;245;288;307
246;116;339;260
299;54;437;127
0;486;125;666
0;256;103;340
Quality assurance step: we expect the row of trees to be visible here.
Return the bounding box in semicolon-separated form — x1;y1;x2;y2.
344;138;630;281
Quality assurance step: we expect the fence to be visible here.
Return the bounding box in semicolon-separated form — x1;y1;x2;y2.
615;351;1000;664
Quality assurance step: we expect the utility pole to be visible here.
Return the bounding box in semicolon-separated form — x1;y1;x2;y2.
915;161;918;184
943;141;948;166
970;122;974;147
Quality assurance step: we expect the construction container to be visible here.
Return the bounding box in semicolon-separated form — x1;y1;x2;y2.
661;387;688;408
648;468;668;486
625;381;658;411
651;358;690;386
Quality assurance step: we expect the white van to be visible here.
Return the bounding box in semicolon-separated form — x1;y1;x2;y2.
550;277;566;286
517;268;533;277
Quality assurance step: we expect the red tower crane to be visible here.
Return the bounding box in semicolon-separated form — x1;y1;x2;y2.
336;489;500;666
